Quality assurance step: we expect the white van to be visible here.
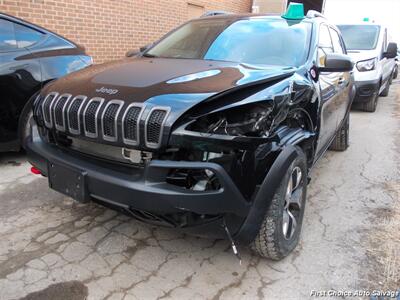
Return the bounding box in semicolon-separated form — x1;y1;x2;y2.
337;23;397;112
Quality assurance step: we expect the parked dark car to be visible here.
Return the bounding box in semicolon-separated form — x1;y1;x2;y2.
26;5;354;259
0;13;92;152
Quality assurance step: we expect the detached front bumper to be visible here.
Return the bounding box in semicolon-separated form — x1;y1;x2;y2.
353;79;380;104
26;128;250;219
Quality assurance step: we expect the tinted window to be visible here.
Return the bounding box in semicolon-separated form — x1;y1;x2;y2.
147;18;312;67
0;19;17;51
337;25;380;50
330;28;345;54
14;23;44;48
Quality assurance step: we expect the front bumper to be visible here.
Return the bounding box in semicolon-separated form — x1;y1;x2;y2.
26;127;251;219
27;141;250;219
353;79;380;103
26;125;303;244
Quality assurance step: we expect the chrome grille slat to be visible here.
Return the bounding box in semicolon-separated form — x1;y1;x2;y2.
53;93;72;132
42;92;59;128
101;100;124;142
122;103;144;146
83;98;104;138
67;95;87;135
145;107;170;149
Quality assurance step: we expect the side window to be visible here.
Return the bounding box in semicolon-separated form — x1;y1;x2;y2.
0;19;17;51
318;24;334;67
330;28;345;54
14;23;44;48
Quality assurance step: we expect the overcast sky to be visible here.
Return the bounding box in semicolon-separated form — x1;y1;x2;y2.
324;0;400;43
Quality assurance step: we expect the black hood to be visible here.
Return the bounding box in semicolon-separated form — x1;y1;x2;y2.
38;57;298;150
44;56;295;104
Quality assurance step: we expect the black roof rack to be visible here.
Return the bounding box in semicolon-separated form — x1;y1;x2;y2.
200;11;233;18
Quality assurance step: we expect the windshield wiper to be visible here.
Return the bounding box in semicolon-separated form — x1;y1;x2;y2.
142;53;158;58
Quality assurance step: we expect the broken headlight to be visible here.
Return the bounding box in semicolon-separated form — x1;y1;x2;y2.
188;102;274;137
356;58;377;72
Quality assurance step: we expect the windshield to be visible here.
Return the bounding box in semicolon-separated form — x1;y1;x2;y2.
146;18;311;67
337;25;380;50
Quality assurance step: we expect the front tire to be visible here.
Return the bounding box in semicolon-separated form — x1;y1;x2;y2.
359;93;378;112
250;146;307;260
18;100;34;150
380;79;390;97
329;114;350;151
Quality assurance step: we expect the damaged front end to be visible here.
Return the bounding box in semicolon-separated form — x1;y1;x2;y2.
147;77;317;242
28;69;316;244
168;78;315;200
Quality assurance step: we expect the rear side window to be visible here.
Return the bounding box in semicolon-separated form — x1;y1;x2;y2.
0;19;17;51
14;23;44;48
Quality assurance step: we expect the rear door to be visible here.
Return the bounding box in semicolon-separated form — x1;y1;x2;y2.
0;17;43;143
315;23;341;157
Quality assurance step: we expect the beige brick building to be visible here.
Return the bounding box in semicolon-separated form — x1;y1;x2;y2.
252;0;324;14
0;0;252;63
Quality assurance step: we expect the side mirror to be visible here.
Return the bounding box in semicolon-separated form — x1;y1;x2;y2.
140;45;148;52
126;43;154;57
125;49;140;57
384;42;398;59
319;53;354;72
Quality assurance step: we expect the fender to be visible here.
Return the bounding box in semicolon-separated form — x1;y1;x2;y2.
234;144;299;245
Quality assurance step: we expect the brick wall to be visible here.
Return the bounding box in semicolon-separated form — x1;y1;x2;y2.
0;0;252;63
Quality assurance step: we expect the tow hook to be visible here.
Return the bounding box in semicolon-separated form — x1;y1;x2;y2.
222;218;242;265
30;166;42;175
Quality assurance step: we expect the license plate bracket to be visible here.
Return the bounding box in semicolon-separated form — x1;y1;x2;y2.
48;162;88;203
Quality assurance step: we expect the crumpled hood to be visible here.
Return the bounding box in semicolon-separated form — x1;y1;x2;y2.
38;57;299;150
40;57;297;149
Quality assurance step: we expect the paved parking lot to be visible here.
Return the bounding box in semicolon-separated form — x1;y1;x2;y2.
0;82;399;300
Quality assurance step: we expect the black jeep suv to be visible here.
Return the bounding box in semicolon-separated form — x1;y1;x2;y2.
0;13;92;152
26;6;354;259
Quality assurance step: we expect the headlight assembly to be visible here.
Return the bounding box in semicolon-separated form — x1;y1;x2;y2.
356;58;377;72
187;102;274;137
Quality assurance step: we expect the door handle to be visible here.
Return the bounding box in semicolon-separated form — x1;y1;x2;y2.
338;77;345;85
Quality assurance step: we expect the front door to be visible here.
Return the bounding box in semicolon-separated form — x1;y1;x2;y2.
315;24;341;157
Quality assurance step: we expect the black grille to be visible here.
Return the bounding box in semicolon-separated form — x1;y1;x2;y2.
103;103;120;137
43;94;56;124
84;101;101;135
123;106;141;142
146;109;167;145
54;96;69;128
68;98;84;132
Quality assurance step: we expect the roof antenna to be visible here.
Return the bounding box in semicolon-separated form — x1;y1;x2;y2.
222;218;242;265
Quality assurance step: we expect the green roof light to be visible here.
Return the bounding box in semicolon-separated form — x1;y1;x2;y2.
282;2;305;20
363;17;370;22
